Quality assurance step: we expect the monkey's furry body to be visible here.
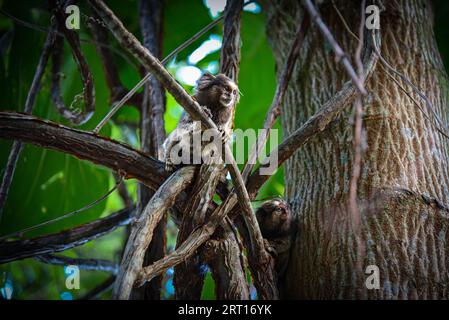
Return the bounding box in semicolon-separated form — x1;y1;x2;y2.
162;73;239;170
256;198;293;278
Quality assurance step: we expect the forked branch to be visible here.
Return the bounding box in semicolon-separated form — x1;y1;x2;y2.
49;0;95;125
113;167;195;300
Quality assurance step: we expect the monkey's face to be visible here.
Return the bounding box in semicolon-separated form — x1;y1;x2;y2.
195;73;239;110
215;74;239;108
256;199;292;239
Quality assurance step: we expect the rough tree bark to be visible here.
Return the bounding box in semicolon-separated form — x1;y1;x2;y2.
263;0;449;299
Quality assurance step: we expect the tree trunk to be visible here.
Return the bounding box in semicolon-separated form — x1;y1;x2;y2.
263;0;449;299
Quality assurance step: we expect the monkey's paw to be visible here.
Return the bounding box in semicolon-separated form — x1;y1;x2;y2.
203;107;213;119
219;128;229;144
264;239;278;257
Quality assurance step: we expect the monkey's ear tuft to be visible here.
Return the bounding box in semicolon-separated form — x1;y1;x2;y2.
197;72;216;90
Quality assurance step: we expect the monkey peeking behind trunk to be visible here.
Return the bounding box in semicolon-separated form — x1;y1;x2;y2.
162;72;239;171
256;198;293;278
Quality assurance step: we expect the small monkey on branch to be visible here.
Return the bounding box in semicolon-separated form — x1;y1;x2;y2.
162;72;239;171
256;198;293;278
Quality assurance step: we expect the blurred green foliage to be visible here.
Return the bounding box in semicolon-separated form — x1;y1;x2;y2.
0;0;448;300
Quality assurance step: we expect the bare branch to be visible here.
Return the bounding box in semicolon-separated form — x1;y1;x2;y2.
372;33;449;139
89;0;221;132
88;12;142;107
0;176;123;241
348;0;367;299
139;0;166;159
202;224;250;300
246;30;380;198
0;112;226;216
331;0;359;41
49;0;95;125
136;193;237;287
0;207;134;264
92;10;222;134
0;142;23;219
113;172;133;207
113;167;195;300
348;0;368;215
174;165;224;299
0;8;138;69
134;0;167;300
36;254;119;274
91;1;257;133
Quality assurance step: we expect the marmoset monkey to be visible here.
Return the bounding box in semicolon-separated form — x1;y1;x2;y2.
256;198;293;278
162;72;239;170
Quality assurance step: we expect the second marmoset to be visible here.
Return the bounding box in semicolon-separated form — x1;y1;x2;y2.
256;198;293;277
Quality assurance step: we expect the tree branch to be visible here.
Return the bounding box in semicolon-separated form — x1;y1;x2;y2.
35;254;119;274
133;0;167;300
113;171;133;207
88;11;142;107
0;112;229;218
202;224;250;300
139;0;166;159
348;2;368;289
49;0;95;125
0;112;167;190
0;207;134;264
219;0;243;83
174;165;224;299
136;193;237;287
113;167;195;300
